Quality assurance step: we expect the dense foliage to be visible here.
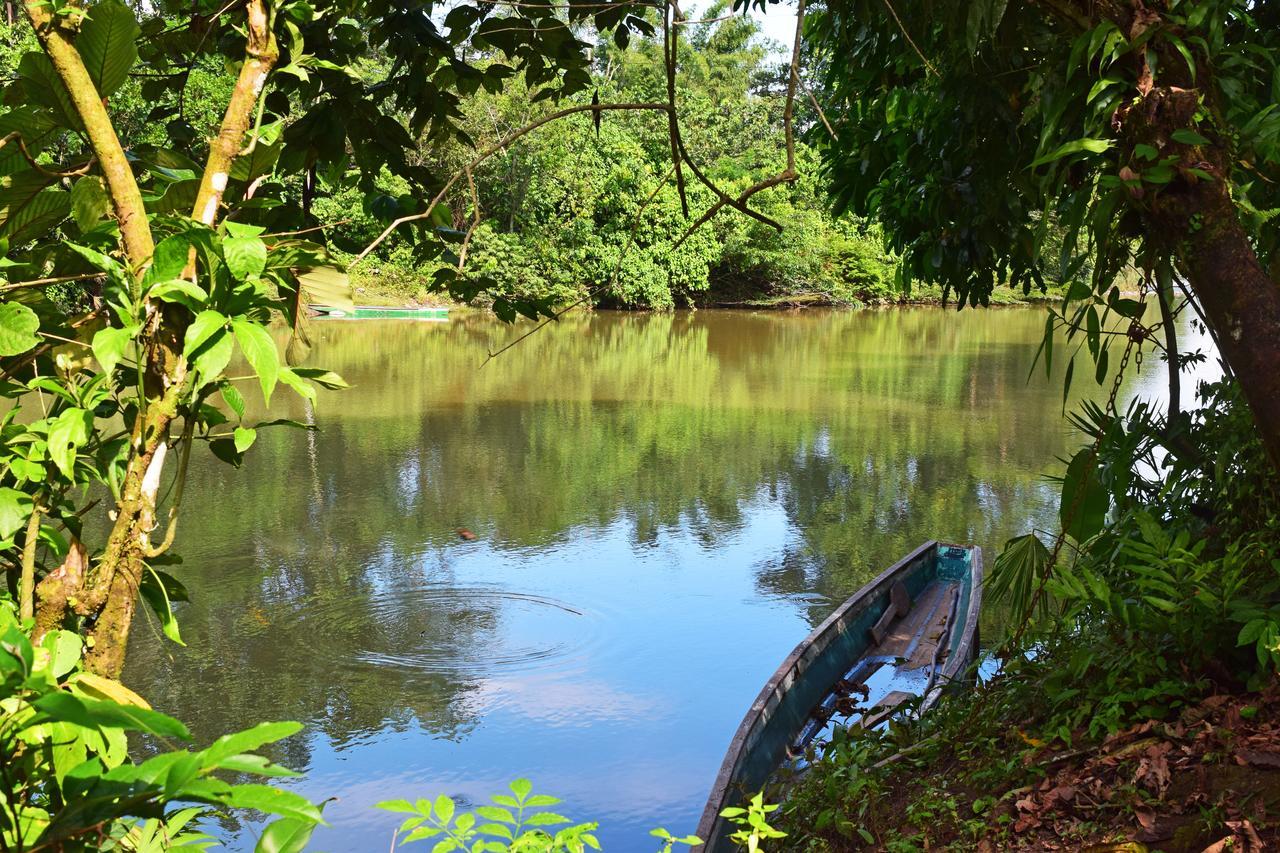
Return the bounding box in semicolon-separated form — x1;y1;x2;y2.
806;0;1280;464
322;9;899;310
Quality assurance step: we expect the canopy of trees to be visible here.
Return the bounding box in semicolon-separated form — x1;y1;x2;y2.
805;0;1280;465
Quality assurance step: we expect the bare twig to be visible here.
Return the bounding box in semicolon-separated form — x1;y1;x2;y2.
673;0;807;247
674;12;739;25
663;3;690;217
263;219;355;239
351;102;671;266
880;0;938;77
457;166;481;271
0;273;102;292
0;130;94;177
801;76;837;140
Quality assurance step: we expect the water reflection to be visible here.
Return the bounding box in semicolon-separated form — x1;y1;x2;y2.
124;307;1204;850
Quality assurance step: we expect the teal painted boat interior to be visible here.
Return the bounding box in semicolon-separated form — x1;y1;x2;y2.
697;541;981;851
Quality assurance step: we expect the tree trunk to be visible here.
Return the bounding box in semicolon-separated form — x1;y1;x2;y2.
1146;154;1280;470
1114;84;1280;472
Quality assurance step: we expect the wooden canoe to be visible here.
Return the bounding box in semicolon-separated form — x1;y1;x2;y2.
694;541;983;851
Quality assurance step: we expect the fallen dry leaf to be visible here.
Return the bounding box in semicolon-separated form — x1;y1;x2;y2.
1236;748;1280;769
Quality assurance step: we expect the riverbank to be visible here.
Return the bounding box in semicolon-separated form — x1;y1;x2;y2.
347;265;1066;311
775;376;1280;853
780;674;1280;851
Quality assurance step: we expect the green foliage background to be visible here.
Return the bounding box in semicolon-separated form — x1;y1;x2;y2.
316;8;901;309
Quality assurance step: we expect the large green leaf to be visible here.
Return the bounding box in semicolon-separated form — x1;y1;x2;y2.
201;721;302;769
230;122;285;183
16;53;83;132
255;817;318;853
1060;449;1109;542
77;0;140;97
296;265;354;313
231;318;279;404
70;175;111;232
0;301;41;356
191;328;233;389
91;324;135;377
183;310;229;358
0;170;66;245
223;784;323;824
0;487;34;540
143;178;199;215
47;407;93;480
223;236;268;281
0;108;59;177
31;692;191;739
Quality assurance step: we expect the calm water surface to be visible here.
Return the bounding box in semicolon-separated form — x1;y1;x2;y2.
123;307;1212;850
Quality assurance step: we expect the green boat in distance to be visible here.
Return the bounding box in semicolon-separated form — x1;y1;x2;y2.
695;541;983;852
314;305;450;320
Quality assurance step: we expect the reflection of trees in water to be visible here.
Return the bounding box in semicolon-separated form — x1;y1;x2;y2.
126;308;1088;760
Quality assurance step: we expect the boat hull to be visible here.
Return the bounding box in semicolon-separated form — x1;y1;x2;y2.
694;541;983;851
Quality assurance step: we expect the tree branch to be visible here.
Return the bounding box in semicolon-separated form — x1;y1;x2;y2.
190;0;278;226
351;102;671;266
22;0;153;267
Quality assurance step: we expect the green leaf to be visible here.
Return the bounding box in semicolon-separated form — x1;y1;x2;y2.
290;367;348;390
183;310;229;358
77;0;140;97
148;279;209;311
1062;354;1074;410
0;169;68;246
0;301;41;356
509;778;533;801
41;630;82;679
145;234;194;285
230;122;285;183
475;806;515;824
224;784;323;824
32;692;191;739
1031;137;1113;168
0;487;34;540
223;236;267;281
139;566;184;645
191;330;233;389
233;426;257;453
47;407;93;480
1171;128;1209;145
17;53;83;132
223;222;266;239
1060;449;1108;543
70;175;110;231
202;721;303;768
222;384;246;420
434;795;454;824
277;367;316;403
92;325;135;377
256;818;317;853
0;108;58;177
231;318;279;405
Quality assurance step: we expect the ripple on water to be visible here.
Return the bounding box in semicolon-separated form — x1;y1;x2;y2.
284;585;601;677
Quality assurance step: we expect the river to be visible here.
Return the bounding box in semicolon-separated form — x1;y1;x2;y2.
122;306;1216;850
